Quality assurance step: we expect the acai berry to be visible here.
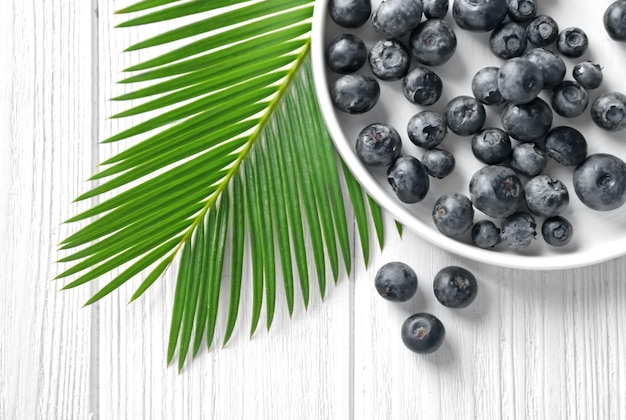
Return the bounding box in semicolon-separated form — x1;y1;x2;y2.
356;123;402;166
331;74;380;114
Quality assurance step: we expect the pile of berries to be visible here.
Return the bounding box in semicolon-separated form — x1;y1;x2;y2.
375;261;478;354
326;0;626;252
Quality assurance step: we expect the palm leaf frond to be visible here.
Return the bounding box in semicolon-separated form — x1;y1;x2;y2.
59;0;389;369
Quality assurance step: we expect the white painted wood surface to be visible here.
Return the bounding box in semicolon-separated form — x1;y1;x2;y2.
2;1;626;419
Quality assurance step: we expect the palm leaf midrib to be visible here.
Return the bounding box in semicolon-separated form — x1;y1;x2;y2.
59;0;386;369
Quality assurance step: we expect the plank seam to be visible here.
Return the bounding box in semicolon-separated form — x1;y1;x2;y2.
88;1;100;419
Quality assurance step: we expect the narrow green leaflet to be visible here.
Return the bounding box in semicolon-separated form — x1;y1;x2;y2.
59;0;388;369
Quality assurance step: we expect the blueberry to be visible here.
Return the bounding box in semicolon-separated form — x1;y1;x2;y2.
573;153;626;211
329;0;372;28
452;0;508;32
422;149;456;178
497;58;543;104
551;81;589;118
506;0;536;23
557;27;589;58
500;212;536;250
524;48;566;90
433;266;478;308
471;127;512;165
604;1;626;41
387;156;430;203
368;38;411;81
445;96;486;136
423;0;449;18
472;67;505;106
432;193;474;237
410;19;457;66
401;313;445;354
526;15;559;47
356;123;402;166
471;220;501;248
573;61;603;90
489;22;527;59
374;261;418;302
524;175;569;217
326;34;367;74
591;92;626;132
402;67;443;106
501;98;553;142
373;0;423;38
331;74;380;114
407;111;448;149
509;142;547;177
542;216;574;247
544;126;588;167
469;165;524;218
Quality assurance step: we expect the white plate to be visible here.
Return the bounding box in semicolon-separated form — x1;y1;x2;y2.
311;0;626;270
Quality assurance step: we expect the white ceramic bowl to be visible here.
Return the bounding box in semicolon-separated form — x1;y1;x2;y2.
311;0;626;270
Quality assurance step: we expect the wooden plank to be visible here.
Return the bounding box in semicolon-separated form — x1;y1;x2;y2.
95;2;351;418
353;211;626;419
0;0;95;418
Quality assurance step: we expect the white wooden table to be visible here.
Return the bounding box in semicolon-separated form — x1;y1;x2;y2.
2;1;626;419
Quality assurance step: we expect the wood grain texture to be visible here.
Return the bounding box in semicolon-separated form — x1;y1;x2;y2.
353;213;626;420
3;1;626;419
0;1;95;418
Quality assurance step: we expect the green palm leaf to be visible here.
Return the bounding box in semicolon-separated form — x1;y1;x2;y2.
59;0;390;369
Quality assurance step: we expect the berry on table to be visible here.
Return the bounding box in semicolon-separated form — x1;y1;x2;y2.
401;313;445;354
433;266;478;308
374;261;418;302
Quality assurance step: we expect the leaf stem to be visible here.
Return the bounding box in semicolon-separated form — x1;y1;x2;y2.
162;38;312;273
